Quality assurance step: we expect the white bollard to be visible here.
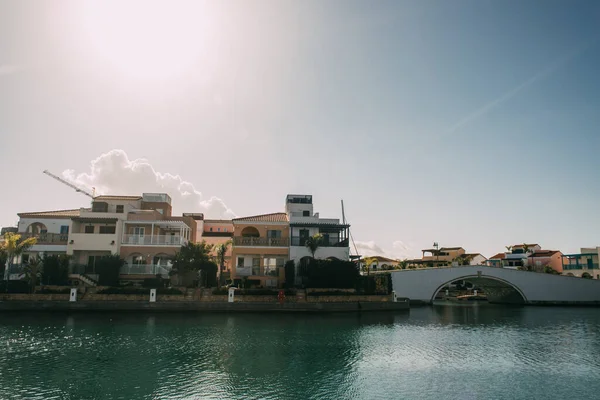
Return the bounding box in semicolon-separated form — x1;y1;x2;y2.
392;291;397;302
149;289;157;303
474;290;478;296
69;288;77;302
228;287;236;303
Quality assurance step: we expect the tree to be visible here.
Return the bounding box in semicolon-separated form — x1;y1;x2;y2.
522;244;531;271
172;241;218;287
304;234;323;259
361;257;378;276
1;232;37;280
24;257;42;293
453;255;470;266
41;255;70;285
215;240;232;286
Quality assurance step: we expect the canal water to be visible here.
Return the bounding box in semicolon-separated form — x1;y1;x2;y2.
1;305;600;400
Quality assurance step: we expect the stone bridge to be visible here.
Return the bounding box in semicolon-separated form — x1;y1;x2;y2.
389;266;600;305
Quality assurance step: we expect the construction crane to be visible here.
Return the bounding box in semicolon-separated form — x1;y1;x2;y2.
43;170;96;198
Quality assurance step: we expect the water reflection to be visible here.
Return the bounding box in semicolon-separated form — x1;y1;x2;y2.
1;308;600;399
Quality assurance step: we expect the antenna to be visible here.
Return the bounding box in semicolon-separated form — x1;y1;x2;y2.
341;199;360;257
43;170;95;198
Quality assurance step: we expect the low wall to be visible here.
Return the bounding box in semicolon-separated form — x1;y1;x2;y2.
306;295;392;303
0;294;70;301
0;300;409;313
306;288;356;294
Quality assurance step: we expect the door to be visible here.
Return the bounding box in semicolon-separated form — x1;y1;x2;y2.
588;258;594;269
130;227;145;244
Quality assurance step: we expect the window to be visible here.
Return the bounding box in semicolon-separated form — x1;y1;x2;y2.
22;254;30;264
131;227;145;236
116;205;124;213
84;225;95;234
99;226;116;234
267;230;282;238
223;228;227;232
303;210;310;217
92;202;108;213
237;257;244;266
210;227;213;232
60;225;69;234
218;228;221;232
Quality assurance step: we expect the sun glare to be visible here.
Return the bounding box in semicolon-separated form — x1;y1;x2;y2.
80;0;215;80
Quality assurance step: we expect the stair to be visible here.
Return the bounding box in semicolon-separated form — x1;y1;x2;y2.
69;273;97;287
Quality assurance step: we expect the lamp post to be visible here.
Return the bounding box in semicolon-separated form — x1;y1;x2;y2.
434;242;439;268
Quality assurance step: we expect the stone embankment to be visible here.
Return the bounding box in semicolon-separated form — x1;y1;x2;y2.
0;287;409;313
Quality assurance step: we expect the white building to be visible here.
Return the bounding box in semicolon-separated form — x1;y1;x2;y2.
285;195;350;276
503;244;541;269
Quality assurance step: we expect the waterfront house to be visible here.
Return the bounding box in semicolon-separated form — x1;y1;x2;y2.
407;247;466;268
502;244;541;269
9;209;79;279
200;218;234;279
231;212;289;288
527;250;564;273
285;194;350;280
561;247;600;279
359;256;400;271
67;193;196;284
452;253;487;266
487;253;506;267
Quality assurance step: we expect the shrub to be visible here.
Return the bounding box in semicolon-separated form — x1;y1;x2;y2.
41;255;70;286
306;259;360;289
142;277;169;288
95;255;125;286
284;260;295;288
0;280;31;293
97;287;183;295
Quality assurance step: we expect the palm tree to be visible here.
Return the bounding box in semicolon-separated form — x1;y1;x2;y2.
1;232;37;281
24;257;42;293
522;243;531;271
362;257;378;276
304;234;323;259
215;240;232;286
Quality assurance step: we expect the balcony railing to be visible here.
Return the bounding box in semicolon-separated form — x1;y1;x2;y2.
122;235;187;246
233;236;289;247
290;237;349;247
120;264;172;277
564;263;600;270
18;232;69;245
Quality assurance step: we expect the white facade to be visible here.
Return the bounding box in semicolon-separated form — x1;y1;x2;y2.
18;217;72;235
285;195;351;267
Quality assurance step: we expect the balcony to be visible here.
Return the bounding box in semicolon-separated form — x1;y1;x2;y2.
233;236;289;247
18;232;68;244
290;237;349;247
564;263;599;271
121;234;188;246
120;264;172;277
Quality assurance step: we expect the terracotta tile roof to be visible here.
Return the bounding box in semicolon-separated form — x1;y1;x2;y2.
529;250;561;257
512;243;539;248
94;195;142;201
204;219;233;224
232;212;288;223
17;209;84;218
360;256;398;263
489;253;506;260
441;247;465;251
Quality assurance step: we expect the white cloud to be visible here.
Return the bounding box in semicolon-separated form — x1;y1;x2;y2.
63;149;236;218
354;239;417;260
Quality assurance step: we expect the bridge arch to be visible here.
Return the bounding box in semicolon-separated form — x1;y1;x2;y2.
431;274;528;304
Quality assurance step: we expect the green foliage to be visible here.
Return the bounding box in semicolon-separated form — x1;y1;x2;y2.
142;277;169;288
284;260;295;288
1;232;37;279
0;280;30;293
304;234;323;258
96;255;125;286
24;258;43;292
172;242;218;287
543;266;559;275
97;287;183;295
41;255;70;285
355;274;391;295
305;259;360;289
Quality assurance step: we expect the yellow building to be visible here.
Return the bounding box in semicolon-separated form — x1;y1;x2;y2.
231;212;289;288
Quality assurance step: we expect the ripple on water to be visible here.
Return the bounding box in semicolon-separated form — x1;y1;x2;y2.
1;308;600;399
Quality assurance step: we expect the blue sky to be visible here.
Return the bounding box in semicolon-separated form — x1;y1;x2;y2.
1;0;599;258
